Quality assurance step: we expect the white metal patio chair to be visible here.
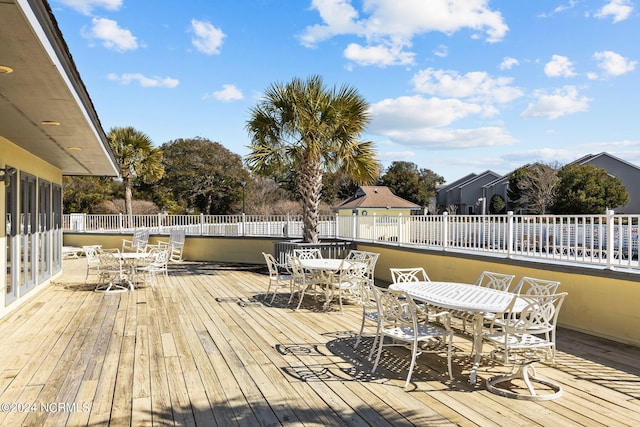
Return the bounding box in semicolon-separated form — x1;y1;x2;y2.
122;229;150;253
371;286;454;388
353;279;381;360
95;249;130;292
136;247;170;290
292;248;323;260
390;267;430;283
474;271;515;291
324;258;368;314
390;267;432;318
288;257;318;310
512;276;561;296
483;292;568;400
457;271;516;332
82;245;102;284
263;252;293;304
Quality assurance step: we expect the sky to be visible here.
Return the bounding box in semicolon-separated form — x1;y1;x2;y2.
50;0;640;184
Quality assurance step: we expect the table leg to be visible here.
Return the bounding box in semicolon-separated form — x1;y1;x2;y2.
470;313;483;384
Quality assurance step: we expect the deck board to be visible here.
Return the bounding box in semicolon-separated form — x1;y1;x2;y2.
0;259;639;426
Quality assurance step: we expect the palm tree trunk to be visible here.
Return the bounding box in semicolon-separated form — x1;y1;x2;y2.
299;158;322;243
123;176;133;216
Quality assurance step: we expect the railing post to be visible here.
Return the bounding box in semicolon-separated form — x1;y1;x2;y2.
118;213;123;233
241;213;246;236
606;209;615;269
285;214;290;238
199;213;204;235
397;214;403;245
333;213;338;239
442;212;448;251
158;213;163;234
352;213;357;240
507;211;514;258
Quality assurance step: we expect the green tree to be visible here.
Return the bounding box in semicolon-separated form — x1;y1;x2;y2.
379;161;444;207
553;164;630;214
489;194;506;214
160;137;248;214
62;176;117;213
507;163;558;214
246;75;379;242
108;126;164;216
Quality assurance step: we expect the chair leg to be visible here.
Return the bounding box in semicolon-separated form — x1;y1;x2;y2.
354;315;366;349
295;286;307;310
404;339;419;388
371;334;385;374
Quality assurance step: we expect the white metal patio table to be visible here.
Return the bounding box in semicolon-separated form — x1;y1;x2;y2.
298;258;358;310
389;280;523;384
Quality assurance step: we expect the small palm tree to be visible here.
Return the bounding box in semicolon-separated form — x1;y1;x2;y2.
108;126;164;216
246;75;379;242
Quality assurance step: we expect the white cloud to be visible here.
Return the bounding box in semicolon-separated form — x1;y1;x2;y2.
544;55;576;78
344;43;414;67
56;0;122;15
521;86;590;119
191;19;225;55
433;45;448;58
107;73;179;88
300;0;508;67
204;84;244;102
411;69;523;104
85;18;138;52
501;148;573;163
500;57;519;70
593;50;637;76
367;95;515;149
594;0;634;23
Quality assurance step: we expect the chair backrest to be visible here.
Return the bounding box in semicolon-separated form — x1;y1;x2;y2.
263;252;281;278
390;267;430;283
169;228;186;245
474;271;515;291
503;292;568;336
293;248;323;260
289;257;308;283
512;277;560;296
83;245;101;264
97;249;120;269
373;286;418;329
148;247;170;267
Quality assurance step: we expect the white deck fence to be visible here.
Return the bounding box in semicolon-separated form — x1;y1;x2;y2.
63;211;639;271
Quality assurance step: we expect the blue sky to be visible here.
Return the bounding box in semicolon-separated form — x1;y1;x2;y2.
51;0;639;183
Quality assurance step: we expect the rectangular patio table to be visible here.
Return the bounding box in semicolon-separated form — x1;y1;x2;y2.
389;280;523;384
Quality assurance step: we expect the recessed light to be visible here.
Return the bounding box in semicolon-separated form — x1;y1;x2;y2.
67;147;82;151
41;121;61;126
0;65;13;74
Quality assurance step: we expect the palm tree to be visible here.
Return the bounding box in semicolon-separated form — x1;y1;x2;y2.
108;126;164;216
246;75;379;243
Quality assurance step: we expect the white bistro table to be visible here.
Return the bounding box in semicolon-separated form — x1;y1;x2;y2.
298;258;356;310
389;280;522;384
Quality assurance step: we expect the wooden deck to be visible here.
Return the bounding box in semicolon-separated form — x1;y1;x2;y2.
1;259;640;426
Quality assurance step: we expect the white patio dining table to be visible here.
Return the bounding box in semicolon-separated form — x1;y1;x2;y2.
297;258;358;310
389;280;524;384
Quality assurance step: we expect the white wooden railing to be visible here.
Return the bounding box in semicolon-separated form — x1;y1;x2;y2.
63;211;639;270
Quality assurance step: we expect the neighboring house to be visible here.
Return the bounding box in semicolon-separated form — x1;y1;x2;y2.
436;171;502;214
568;152;640;213
446;152;640;215
1;0;118;317
332;186;422;216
